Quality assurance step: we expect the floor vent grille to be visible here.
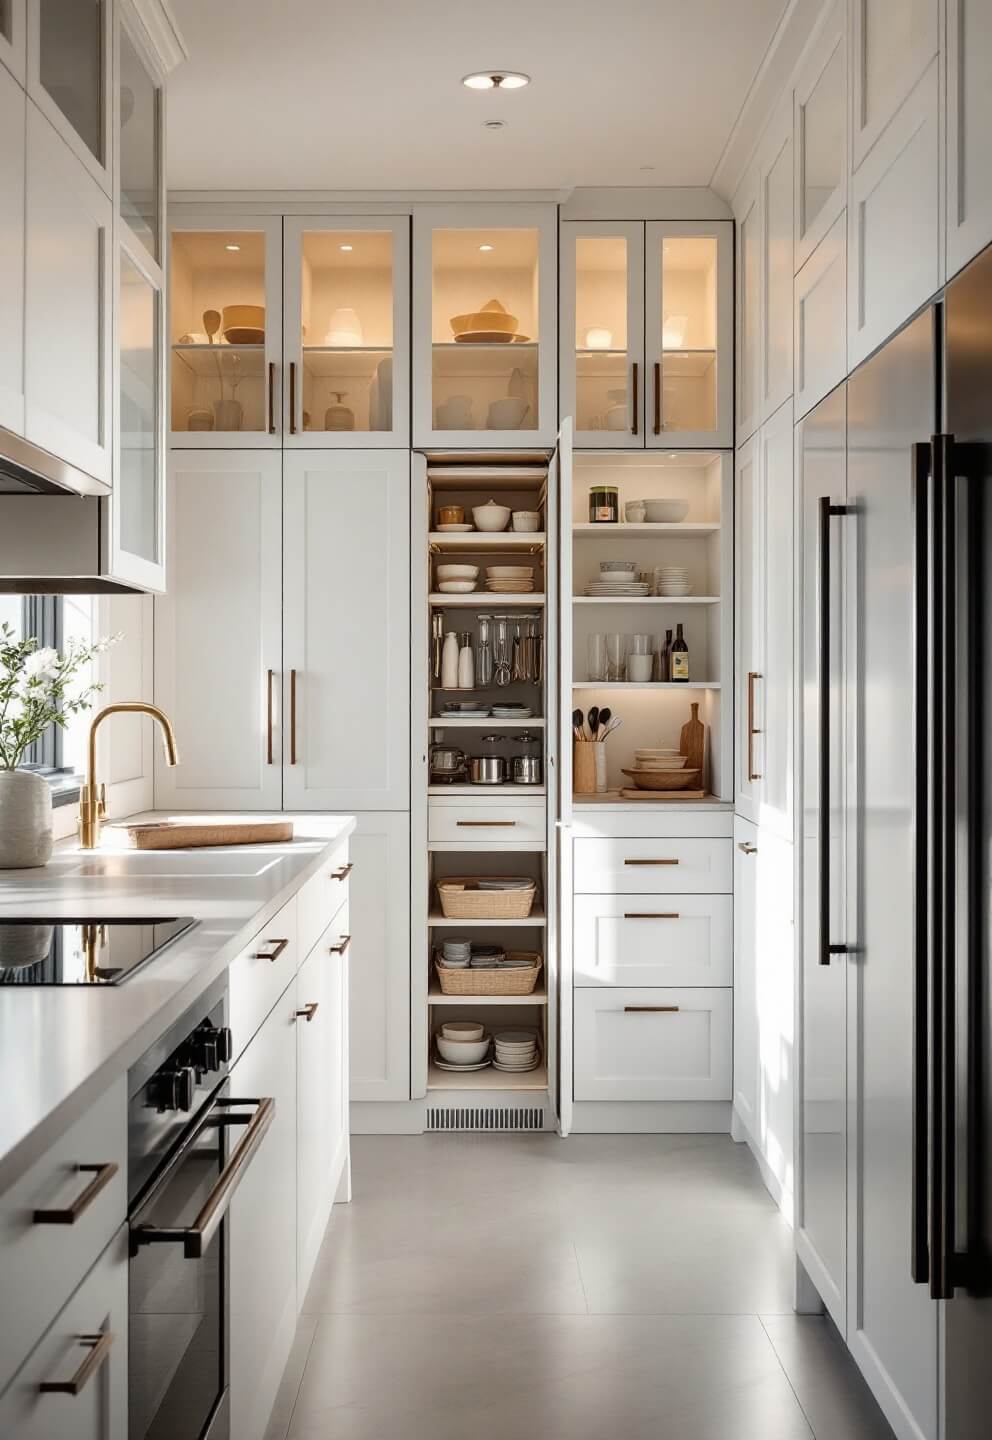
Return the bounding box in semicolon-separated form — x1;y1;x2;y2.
426;1106;545;1132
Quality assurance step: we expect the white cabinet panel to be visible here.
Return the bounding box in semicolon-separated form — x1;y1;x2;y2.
573;836;732;894
733;818;759;1137
428;797;545;846
0;0;26;83
848;61;940;370
851;0;938;170
297;839;350;960
794;1;847;272
573;893;732;989
154;452;283;810
794;210;847;420
349;812;410;1103
574;987;732;1102
283;451;409;811
947;0;992;278
0;63;24;435
736;176;761;445
229;896;298;1059
761;121;794;420
735;433;761;822
24;104;112;485
229;986;298;1440
758;399;794;838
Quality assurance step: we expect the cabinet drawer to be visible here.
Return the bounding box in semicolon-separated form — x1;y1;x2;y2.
0;1078;126;1396
230;896;298;1058
573;895;733;988
574;988;732;1102
429;801;546;846
0;1226;127;1437
573;837;732;894
298;840;350;960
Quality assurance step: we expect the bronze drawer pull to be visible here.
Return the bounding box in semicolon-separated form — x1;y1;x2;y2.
631;361;639;434
624;912;680;920
455;820;517;827
624;1005;680;1013
289;361;297;434
295;1002;319;1023
39;1331;114;1395
266;669;274;765
290;669;298;764
34;1162;118;1225
267;361;276;434
653;361;661;435
738;842;758;856
253;937;289;962
624;857;679;865
329;934;352;956
330;861;354;881
747;671;763;780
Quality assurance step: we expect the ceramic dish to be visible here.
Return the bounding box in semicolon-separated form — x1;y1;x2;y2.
441;1021;485;1041
433;1056;493;1073
437;564;479;581
472;502;512;532
621;767;702;791
437;523;474;533
436;1034;491;1065
438;580;477;594
511;511;541;532
492;1056;541;1073
450;301;518;340
644;499;689;523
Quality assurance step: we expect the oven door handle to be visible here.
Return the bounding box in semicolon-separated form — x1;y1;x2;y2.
130;1095;274;1259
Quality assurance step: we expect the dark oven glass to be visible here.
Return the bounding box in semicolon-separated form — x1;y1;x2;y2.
129;1119;226;1440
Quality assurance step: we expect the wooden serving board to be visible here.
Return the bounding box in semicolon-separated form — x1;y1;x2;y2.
121;820;294;850
619;788;707;801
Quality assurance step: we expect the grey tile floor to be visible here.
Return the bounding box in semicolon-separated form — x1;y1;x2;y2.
265;1134;894;1440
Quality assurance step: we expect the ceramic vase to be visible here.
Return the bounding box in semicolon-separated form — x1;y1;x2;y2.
0;768;53;869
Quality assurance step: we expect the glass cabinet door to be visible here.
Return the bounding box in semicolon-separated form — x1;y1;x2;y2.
114;245;162;586
118;17;161;263
30;0;110;189
169;214;282;445
645;222;732;448
413;204;556;446
561;221;644;448
283;216;409;446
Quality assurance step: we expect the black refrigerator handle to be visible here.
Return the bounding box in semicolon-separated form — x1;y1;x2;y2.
818;496;850;967
911;441;932;1285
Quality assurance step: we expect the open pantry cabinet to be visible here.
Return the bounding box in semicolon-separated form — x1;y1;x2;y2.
410;441;566;1130
560;450;733;805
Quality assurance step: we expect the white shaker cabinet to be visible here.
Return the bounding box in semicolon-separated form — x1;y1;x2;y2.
26;0;112;195
348;811;411;1103
24;104;112;487
735;174;762;446
850;0;937;172
947;0;992;279
154;452;283;809
0;61;24;435
794;0;847;274
760;113;793;422
735;432;761;820
283;450;409;811
733;817;759;1140
794;210;847;421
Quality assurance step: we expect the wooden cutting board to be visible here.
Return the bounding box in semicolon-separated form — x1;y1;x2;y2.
120;820;294;850
680;702;706;775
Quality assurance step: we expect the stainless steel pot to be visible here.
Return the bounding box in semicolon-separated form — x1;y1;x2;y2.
430;745;466;778
512;755;543;785
468;755;506;785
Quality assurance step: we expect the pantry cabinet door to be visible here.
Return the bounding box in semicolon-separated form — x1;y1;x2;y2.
283;450;410;811
735;433;761;824
947;0;992;279
349;813;410;1103
154;451;283;809
850;0;937;172
758;399;794;839
0;62;24;436
760;110;794;422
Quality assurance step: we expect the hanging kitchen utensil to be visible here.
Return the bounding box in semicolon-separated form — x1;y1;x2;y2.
493;616;512;686
477;614;493;687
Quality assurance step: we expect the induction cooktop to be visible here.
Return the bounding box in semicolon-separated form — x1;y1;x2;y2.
0;917;197;986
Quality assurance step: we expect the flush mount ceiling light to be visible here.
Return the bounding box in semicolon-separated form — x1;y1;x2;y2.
483;120;506;130
462;71;530;90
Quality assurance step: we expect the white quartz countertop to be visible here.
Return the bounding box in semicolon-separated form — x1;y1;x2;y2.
0;812;355;1191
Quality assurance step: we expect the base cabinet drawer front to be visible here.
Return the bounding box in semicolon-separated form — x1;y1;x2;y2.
229;896;299;1059
573;895;733;988
428;801;546;846
574;988;733;1102
0;1077;126;1395
0;1226;127;1439
298;840;350;960
573;837;732;895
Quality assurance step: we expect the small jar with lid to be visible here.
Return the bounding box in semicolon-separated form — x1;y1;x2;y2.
588;484;619;524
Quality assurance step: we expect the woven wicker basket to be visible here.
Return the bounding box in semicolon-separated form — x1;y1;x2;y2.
436;876;537;920
434;953;543;996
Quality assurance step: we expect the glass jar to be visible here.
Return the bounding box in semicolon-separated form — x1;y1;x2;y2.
588;484;619;524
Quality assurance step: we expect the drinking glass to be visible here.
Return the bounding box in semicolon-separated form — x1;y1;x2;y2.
587;633;608;681
606;634;627;682
630;633;654;654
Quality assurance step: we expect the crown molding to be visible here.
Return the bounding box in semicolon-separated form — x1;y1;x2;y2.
560;187;731;221
127;0;189;75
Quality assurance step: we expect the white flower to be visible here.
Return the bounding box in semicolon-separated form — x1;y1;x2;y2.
22;647;60;681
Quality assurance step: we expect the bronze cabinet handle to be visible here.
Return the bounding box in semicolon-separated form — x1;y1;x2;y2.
266;669;274;765
624;1005;680;1013
290;669;298;764
39;1331;114;1395
623;912;680;919
653;361;661;435
624;857;678;866
738;842;758;855
330;862;354;881
455;820;516;827
253;937;289;962
295;1002;319;1023
747;671;763;780
631;362;639;434
329;934;352;956
33;1162;118;1224
289;361;297;434
268;362;276;434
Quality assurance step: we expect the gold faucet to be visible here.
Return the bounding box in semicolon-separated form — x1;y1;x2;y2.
79;703;179;849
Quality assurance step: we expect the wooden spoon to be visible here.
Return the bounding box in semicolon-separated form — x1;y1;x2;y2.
203;309;221;345
588;705;600;740
572;708;585;741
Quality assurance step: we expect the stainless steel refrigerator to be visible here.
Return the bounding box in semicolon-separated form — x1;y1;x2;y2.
798;242;992;1440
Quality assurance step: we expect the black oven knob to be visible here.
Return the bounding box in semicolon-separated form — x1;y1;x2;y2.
215;1026;233;1063
152;1065;196;1113
189;1023;233;1073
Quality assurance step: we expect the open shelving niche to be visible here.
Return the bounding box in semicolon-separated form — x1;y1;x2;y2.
567;450;733;804
412;453;559;1111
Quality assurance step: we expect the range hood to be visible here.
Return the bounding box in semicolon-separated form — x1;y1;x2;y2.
0;496;143;595
0;425;112;499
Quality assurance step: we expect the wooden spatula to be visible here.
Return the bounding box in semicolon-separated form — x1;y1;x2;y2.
203;309;221;344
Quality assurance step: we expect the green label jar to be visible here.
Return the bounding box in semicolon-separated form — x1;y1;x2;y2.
589;485;618;524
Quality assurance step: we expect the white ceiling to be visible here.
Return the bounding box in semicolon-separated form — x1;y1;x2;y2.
166;0;789;191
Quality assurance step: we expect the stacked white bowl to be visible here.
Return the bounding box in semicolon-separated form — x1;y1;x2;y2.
438;937;472;968
654;566;691;596
493;1029;540;1072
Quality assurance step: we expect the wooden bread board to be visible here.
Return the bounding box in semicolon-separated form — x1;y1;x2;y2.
618;788;707;801
121;820;294;850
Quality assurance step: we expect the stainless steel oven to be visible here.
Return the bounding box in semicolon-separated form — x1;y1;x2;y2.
127;980;273;1440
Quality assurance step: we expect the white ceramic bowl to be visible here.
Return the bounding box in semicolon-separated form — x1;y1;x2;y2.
436;1035;491;1065
644;499;690;523
436;564;479;581
441;1021;485;1041
511;511;541;532
473;502;512;532
438;580;477;594
600;559;638;573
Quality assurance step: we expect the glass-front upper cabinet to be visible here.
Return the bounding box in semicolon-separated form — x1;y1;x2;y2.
28;0;111;192
0;0;26;82
283;216;409;446
169;213;282;446
413;204;557;447
112;242;164;589
644;221;732;448
560;222;645;448
118;10;162;263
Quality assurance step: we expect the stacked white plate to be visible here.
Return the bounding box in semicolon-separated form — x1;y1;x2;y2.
493;1029;541;1073
490;704;532;718
654;566;692;596
438;579;478;594
584;579;651;596
486;565;534;594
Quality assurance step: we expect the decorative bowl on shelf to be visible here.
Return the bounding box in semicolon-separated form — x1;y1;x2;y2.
472;501;511;532
221;304;265;345
450;298;519;343
643;499;690;523
621;767;702;791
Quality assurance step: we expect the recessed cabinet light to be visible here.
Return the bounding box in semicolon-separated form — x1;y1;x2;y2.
340;244;354;252
483;120;506;130
479;244;494;252
462;71;530;91
225;243;240;252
